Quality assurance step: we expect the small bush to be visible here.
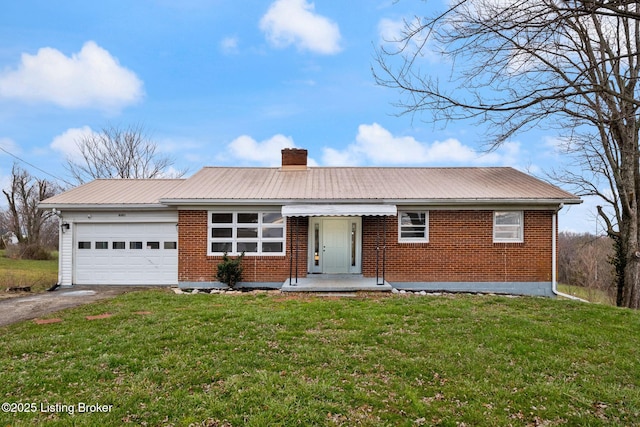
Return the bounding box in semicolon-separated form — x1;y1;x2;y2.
216;252;244;288
6;243;52;260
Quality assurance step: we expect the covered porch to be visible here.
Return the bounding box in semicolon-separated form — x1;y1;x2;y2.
283;203;397;292
281;274;393;292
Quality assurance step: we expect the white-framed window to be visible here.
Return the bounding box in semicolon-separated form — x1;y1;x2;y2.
398;211;429;242
208;211;286;255
493;211;524;243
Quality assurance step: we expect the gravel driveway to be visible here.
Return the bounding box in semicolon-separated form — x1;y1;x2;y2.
0;286;154;327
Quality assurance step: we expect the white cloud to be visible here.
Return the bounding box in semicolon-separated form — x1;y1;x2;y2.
0;137;20;156
221;133;320;166
378;17;440;62
0;41;144;111
322;123;520;166
50;126;98;160
260;0;342;55
220;36;239;54
224;134;297;166
378;18;406;47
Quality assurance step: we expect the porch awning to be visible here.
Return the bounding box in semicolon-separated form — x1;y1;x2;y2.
281;204;397;217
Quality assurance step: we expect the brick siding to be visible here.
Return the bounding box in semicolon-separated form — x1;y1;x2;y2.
178;210;307;283
362;210;552;282
179;209;552;283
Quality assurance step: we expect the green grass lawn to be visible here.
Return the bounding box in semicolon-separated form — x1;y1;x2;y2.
557;283;616;306
1;291;639;426
0;250;58;296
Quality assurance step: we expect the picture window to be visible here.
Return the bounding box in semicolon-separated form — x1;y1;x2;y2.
209;211;286;255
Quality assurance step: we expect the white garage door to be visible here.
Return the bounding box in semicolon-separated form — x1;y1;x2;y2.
74;223;178;285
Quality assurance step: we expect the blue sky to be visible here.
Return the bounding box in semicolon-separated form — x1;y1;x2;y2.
0;0;598;232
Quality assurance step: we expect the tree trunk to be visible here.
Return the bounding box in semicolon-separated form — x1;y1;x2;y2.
621;216;640;308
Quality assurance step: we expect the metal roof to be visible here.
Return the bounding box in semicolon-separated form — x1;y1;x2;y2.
39;167;581;208
39;179;185;208
160;167;580;205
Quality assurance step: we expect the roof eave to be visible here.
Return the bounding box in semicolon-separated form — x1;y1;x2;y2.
160;197;582;207
38;203;174;211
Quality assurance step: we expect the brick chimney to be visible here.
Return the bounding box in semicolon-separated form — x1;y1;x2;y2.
281;148;307;170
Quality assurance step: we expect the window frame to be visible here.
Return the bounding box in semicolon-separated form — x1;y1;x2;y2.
208;211;286;256
398;211;429;243
493;211;524;243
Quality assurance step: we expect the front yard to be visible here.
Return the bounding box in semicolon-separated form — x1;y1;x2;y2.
0;250;58;298
1;290;639;426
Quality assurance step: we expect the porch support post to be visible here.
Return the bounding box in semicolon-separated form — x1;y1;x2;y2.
289;216;295;286
381;215;387;285
295;216;299;284
375;216;381;285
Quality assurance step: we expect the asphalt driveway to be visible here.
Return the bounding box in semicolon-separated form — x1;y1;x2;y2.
0;286;154;327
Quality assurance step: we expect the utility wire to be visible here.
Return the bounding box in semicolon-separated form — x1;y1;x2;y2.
0;145;75;187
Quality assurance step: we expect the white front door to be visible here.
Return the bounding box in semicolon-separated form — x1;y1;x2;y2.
309;217;361;274
323;219;350;273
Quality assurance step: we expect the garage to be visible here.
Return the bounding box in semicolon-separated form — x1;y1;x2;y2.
74;222;178;285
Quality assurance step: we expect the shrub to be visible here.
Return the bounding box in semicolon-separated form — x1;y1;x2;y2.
216;252;244;288
6;243;52;260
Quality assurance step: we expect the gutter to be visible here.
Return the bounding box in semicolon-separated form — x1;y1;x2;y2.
38;203;173;210
159;197;583;207
551;204;589;302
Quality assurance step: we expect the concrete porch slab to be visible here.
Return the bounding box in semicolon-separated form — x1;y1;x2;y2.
282;274;393;292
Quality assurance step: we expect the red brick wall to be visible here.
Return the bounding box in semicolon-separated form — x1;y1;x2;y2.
362;210;552;282
178;211;307;283
179;209;552;283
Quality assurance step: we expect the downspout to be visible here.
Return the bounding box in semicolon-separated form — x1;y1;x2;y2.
57;215;63;287
48;210;62;291
552;204;588;302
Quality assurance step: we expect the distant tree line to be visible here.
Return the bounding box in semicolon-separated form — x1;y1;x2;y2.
1;124;183;260
0;164;60;259
558;231;616;304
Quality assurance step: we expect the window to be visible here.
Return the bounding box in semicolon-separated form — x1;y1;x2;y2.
493;211;524;243
209;211;286;255
164;241;177;250
147;241;160;249
398;211;429;242
130;241;143;250
95;241;108;249
78;241;91;249
113;241;126;250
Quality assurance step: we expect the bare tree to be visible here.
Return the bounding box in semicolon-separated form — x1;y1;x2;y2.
66;124;185;184
374;1;640;308
2;164;60;255
558;231;616;303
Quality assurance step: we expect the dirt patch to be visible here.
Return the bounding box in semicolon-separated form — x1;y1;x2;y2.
85;313;113;320
0;286;160;327
33;318;63;325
